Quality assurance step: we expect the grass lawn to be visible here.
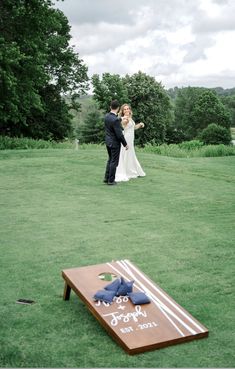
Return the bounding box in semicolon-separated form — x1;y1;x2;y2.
0;147;234;368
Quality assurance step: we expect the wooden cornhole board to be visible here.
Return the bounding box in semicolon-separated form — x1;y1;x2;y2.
62;260;208;355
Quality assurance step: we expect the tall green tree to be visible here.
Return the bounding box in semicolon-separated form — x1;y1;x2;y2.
174;87;205;140
124;72;172;145
174;87;231;140
78;102;104;144
0;0;88;139
220;94;235;127
192;90;231;132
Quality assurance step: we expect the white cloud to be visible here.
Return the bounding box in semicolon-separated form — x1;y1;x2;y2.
55;0;235;88
194;0;235;33
182;35;215;63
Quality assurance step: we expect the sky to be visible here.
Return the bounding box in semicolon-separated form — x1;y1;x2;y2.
55;0;235;89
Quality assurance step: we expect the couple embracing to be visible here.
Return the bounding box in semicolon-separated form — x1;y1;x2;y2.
104;100;145;185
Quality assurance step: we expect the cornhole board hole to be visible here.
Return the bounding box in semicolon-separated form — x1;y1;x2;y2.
62;260;208;355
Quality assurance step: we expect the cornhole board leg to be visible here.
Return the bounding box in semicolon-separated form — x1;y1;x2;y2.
63;282;71;301
62;260;208;355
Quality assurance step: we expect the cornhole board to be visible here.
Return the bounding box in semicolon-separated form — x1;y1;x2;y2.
62;260;208;355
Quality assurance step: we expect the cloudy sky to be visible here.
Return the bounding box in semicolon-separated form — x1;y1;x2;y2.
55;0;235;89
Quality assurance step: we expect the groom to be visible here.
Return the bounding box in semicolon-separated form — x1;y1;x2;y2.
104;100;128;185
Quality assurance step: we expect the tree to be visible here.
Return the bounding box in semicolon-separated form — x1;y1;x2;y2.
220;94;235;128
124;72;172;145
174;87;205;141
174;87;231;141
0;0;88;139
24;85;72;140
212;87;235;97
78;103;104;144
192;90;231;132
167;86;180;100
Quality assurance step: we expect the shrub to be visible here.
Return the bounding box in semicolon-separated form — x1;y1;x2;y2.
199;123;232;145
0;136;72;150
140;142;235;157
178;140;204;150
141;143;189;157
200;144;235;157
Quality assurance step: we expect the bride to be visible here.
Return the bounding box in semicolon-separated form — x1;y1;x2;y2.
115;104;146;182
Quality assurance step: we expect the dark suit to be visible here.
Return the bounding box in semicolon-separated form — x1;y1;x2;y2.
104;112;127;183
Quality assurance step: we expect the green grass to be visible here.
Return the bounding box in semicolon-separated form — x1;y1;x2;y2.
0;147;234;367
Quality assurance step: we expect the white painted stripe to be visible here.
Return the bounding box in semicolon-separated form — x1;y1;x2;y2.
124;259;205;333
108;262;185;337
107;262;132;284
118;260;196;335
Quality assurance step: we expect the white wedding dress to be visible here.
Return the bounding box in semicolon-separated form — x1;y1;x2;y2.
115;118;145;182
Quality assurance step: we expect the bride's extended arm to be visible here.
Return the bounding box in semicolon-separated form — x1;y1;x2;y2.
134;122;145;130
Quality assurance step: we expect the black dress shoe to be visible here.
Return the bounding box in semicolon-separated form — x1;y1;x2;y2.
103;179;108;183
107;181;117;185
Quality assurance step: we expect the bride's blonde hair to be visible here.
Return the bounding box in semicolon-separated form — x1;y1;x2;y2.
119;104;132;117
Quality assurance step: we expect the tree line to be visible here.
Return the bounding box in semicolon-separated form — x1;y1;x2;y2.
76;75;233;145
0;0;234;145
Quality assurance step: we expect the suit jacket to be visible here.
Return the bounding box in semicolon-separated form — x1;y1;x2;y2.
104;112;127;148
